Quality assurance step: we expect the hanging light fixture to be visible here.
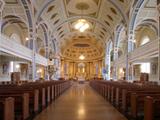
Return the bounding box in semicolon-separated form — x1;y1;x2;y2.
25;37;29;41
74;0;90;32
79;55;85;60
74;19;90;32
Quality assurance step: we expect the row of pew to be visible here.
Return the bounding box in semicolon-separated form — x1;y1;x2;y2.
0;80;71;120
90;80;160;120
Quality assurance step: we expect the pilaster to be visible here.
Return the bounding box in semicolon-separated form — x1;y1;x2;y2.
0;0;5;34
158;1;160;81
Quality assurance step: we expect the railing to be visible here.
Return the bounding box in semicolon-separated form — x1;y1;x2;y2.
35;54;48;66
114;39;159;65
0;34;48;66
0;34;32;61
129;39;159;62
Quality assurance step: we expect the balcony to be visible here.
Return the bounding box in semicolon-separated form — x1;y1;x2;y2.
0;34;32;61
35;54;48;66
129;39;159;62
0;34;48;66
114;39;159;65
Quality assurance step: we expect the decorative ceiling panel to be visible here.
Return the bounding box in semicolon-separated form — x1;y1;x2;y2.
62;41;103;61
5;0;18;4
64;0;101;18
3;0;133;60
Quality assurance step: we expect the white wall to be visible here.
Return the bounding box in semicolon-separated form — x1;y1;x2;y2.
0;55;29;81
149;57;159;82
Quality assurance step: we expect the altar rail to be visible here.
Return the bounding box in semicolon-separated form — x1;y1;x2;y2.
0;34;48;66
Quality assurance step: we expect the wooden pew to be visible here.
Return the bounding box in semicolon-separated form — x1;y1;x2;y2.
130;92;160;119
0;93;29;120
90;80;160;120
0;97;14;120
0;80;71;120
134;94;160;120
0;85;39;115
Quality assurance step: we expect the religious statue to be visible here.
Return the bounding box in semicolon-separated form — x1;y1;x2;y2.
48;65;58;80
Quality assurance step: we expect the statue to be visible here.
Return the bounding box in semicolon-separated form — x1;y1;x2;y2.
48;65;58;80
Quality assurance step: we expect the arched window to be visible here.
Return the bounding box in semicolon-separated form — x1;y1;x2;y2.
140;63;150;73
140;36;150;46
10;33;21;44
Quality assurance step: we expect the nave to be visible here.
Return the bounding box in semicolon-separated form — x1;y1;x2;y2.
0;0;160;120
34;82;127;120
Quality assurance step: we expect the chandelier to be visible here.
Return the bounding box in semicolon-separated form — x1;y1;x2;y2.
74;19;90;32
79;55;85;60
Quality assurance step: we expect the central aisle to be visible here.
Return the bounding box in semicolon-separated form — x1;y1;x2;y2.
34;82;127;120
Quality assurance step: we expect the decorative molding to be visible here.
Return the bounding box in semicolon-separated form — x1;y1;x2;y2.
0;34;48;66
0;0;5;11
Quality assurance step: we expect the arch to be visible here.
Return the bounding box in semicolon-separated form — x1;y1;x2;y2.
2;15;28;30
52;16;112;36
2;15;29;46
20;0;38;81
114;24;124;49
21;0;34;49
136;19;158;35
34;0;129;55
114;24;126;59
127;0;147;52
50;16;112;45
35;0;128;26
36;21;49;58
129;0;146;31
134;25;157;48
21;0;33;28
57;30;106;44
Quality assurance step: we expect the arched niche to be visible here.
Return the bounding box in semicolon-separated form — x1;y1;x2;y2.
114;25;126;59
10;33;21;44
135;26;157;48
36;24;47;57
35;37;45;54
2;15;29;46
39;48;46;57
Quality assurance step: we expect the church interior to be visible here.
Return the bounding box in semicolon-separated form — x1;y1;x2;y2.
0;0;160;120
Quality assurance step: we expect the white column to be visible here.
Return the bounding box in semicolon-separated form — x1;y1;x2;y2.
0;10;2;34
30;31;36;81
126;30;135;81
128;30;135;52
125;29;129;81
0;0;5;34
132;63;134;81
158;2;160;81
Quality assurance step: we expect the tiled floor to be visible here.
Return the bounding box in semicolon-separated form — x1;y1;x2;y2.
34;82;127;120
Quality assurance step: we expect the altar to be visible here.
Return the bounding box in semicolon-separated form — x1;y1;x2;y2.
76;63;86;83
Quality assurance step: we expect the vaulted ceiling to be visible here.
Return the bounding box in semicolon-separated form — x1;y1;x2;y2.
3;0;133;60
34;0;132;59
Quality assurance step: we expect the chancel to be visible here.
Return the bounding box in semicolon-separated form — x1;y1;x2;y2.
0;0;160;120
